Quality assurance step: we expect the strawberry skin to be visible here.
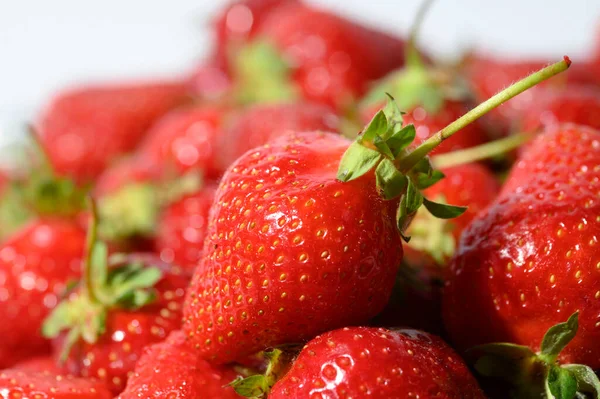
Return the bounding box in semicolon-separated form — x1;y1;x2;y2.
118;330;242;399
0;219;86;368
217;103;339;171
270;326;485;398
521;86;600;134
443;123;600;368
54;254;189;394
13;356;62;375
252;2;406;109
0;369;112;399
37;82;188;182
156;185;217;273
183;132;402;363
136;105;228;180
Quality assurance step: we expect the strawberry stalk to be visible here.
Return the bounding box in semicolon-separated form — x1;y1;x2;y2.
431;133;529;168
398;57;571;172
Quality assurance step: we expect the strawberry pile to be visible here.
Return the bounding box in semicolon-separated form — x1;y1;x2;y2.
1;1;600;398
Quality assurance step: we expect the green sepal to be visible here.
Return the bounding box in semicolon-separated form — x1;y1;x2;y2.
387;124;416;158
336;142;382;182
234;41;299;105
416;169;445;189
361;110;388;144
375;159;408;200
422;197;467;219
229;348;288;398
563;364;600;397
540;312;579;364
397;179;423;241
547;366;578;399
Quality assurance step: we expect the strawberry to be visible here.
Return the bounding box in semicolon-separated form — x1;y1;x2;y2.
231;2;406;110
182;131;403;364
118;330;242;398
217;103;340;171
43;211;189;394
0;218;86;369
520;85;600;134
0;369;112;399
465;55;600;134
182;58;571;364
12;356;63;375
212;0;297;70
136;105;228;180
37;81;189;183
155;185;217;273
443;123;600;371
265;327;485;398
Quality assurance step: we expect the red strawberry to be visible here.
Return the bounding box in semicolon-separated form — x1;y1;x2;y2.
443;123;600;371
520;85;600;134
217;103;339;171
118;330;242;398
188;61;232;100
212;0;297;70
232;2;406;110
0;219;86;369
37;82;189;182
13;356;62;375
183;131;403;364
43;216;189;394
136;105;228;180
0;369;112;399
267;327;485;398
155;185;217;273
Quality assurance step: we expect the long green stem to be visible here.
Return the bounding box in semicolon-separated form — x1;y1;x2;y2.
431;133;529;169
398;57;571;172
406;0;435;68
85;197;99;302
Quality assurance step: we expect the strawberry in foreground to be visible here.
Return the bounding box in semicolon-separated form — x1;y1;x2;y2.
443;123;600;371
43;205;189;394
230;1;406;110
118;330;242;398
472;312;600;398
0;218;86;369
36;81;189;183
0;369;112;399
235;327;485;398
182;58;570;364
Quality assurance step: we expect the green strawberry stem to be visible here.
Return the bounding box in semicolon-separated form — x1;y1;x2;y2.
405;0;435;68
85;198;100;303
471;312;600;399
398;56;571;172
431;133;529;169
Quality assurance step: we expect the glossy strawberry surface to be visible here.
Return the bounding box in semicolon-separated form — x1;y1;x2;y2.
183;132;402;363
118;330;241;399
270;326;485;398
443;124;600;368
0;219;86;368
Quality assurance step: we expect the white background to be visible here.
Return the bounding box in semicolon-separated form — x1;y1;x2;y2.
0;0;598;147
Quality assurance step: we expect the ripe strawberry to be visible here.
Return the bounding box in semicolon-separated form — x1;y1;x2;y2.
183;131;403;364
217;103;339;171
465;55;600;134
267;327;485;398
13;356;63;375
520;85;600;134
37;82;189;182
136;105;228;180
155;185;217;272
231;2;406;110
0;369;112;399
0;219;86;369
443;123;600;370
43;216;189;394
118;330;242;398
212;0;297;70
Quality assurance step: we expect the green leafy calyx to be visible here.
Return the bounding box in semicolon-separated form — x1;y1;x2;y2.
230;349;293;398
42;204;162;361
337;95;466;240
472;312;600;399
